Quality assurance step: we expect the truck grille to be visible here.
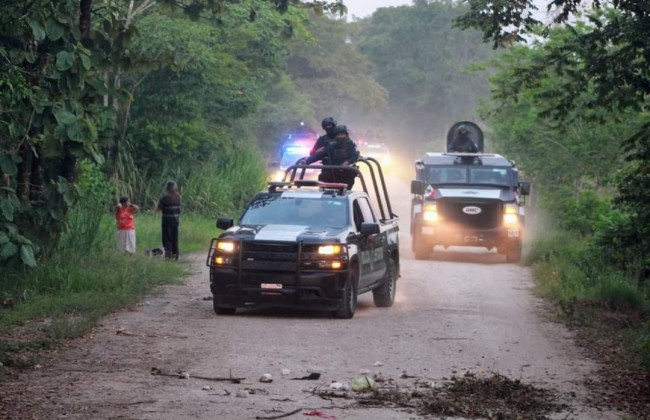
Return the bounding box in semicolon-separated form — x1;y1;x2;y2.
438;199;501;229
241;242;299;272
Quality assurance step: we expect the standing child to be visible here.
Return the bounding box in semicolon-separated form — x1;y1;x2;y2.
115;196;140;254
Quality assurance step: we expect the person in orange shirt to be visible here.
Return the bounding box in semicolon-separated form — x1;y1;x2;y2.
115;196;140;254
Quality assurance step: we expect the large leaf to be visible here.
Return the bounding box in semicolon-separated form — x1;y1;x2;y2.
66;122;84;142
0;154;17;176
54;109;76;125
0;197;15;222
0;231;8;244
45;18;65;41
0;242;18;259
55;51;76;71
29;19;46;41
20;245;37;267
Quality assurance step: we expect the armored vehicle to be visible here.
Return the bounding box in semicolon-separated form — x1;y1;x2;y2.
410;122;530;262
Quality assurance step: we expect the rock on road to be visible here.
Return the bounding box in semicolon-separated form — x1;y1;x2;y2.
1;174;620;419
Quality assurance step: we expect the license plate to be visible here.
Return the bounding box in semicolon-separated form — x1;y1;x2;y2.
508;229;520;238
261;283;283;290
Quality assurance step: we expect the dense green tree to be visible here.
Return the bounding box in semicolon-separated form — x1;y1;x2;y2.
0;0;348;267
286;13;389;129
356;0;495;148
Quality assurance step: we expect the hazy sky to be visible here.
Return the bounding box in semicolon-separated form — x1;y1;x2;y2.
344;0;411;18
344;0;553;22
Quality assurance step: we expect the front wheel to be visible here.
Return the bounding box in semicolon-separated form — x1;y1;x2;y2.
373;258;397;307
333;268;358;319
412;230;430;260
505;241;522;263
213;298;236;315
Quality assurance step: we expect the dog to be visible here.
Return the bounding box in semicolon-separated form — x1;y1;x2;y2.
145;247;165;257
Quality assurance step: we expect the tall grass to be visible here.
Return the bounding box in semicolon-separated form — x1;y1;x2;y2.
116;142;267;217
528;230;650;367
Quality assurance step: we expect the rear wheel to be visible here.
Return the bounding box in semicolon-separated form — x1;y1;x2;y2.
333;268;358;319
373;258;397;307
505;241;522;263
213;297;236;315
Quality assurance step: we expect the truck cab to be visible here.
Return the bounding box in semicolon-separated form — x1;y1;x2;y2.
410;122;530;262
207;158;399;319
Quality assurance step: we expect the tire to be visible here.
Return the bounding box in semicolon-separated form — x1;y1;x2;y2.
373;258;397;307
505;241;522;263
412;230;430;260
213;297;236;315
333;268;358;319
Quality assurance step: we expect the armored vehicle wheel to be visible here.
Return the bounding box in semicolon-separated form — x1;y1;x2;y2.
373;258;397;307
412;231;430;260
213;298;236;315
333;267;358;319
505;241;522;263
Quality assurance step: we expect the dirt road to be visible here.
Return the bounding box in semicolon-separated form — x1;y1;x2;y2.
1;176;623;419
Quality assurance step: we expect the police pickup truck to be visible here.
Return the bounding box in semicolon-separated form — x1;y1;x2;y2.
410;122;531;262
207;159;399;319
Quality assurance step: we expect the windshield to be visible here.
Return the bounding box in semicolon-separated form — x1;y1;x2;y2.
241;195;349;229
280;147;310;168
426;166;512;187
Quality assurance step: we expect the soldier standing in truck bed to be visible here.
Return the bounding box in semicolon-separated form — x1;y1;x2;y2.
305;125;360;189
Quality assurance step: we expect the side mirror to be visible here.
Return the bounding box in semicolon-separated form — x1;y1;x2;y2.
216;217;234;230
518;181;531;196
360;222;380;235
411;180;426;195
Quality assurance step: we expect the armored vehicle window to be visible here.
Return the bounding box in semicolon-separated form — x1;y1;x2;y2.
241;195;348;228
469;168;511;186
426;167;467;184
426;166;512;187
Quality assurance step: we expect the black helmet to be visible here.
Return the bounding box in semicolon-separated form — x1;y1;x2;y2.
321;117;337;130
458;125;469;135
333;124;349;136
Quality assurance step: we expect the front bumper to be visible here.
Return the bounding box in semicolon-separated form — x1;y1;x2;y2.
210;268;348;310
418;224;520;247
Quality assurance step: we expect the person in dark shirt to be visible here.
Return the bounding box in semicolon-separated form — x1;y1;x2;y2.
305;125;360;189
158;180;181;260
448;125;479;153
310;117;337;162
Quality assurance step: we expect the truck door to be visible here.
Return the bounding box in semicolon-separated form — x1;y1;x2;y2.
353;198;385;288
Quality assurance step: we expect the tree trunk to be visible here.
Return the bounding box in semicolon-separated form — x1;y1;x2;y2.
16;144;31;201
79;0;93;38
29;146;43;202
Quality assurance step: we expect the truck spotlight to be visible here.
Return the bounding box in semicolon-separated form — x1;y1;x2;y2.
217;241;236;253
318;244;342;255
423;204;439;222
503;204;519;226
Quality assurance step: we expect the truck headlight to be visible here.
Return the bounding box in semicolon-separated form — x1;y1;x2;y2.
217;241;236;253
423;204;439;223
318;244;342;255
503;204;519;226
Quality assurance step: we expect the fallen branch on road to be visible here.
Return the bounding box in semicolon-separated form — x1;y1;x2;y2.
150;367;244;383
255;408;302;419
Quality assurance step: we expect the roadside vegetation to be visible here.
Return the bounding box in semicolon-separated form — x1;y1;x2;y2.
468;5;650;372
